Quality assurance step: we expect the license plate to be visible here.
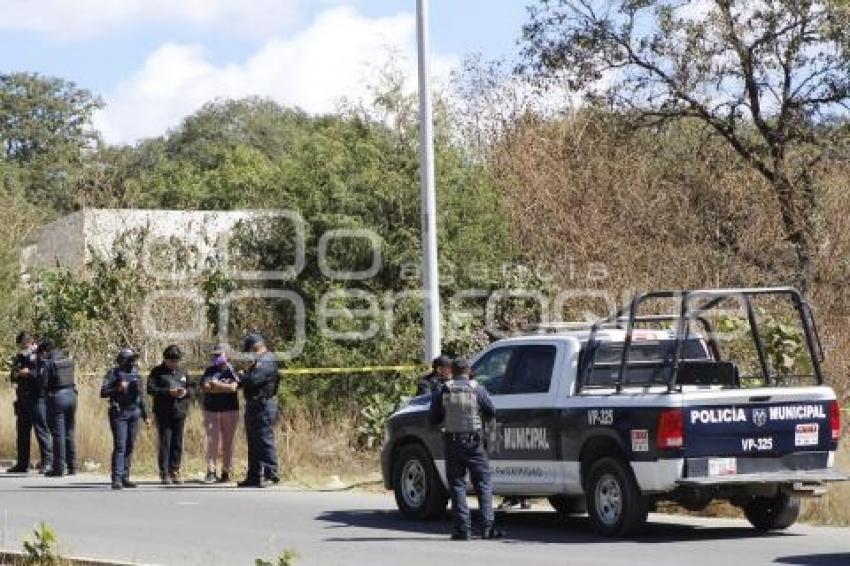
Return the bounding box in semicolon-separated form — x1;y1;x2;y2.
708;457;737;476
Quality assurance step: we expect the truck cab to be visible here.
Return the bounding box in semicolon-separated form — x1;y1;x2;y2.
381;287;846;536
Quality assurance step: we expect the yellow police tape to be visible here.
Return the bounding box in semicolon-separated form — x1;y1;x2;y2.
76;365;422;378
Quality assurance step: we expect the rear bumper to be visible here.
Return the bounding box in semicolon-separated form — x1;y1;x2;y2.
679;451;847;486
677;468;847;486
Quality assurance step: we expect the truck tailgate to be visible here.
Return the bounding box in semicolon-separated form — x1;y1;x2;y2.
681;386;839;478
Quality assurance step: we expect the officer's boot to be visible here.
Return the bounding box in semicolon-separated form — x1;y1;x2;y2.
481;524;505;539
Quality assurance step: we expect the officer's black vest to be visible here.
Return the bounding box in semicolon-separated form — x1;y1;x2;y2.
48;356;75;391
112;369;143;407
244;355;280;401
12;351;40;398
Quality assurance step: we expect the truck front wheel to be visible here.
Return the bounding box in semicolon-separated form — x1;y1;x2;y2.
585;457;648;537
392;444;448;520
743;493;800;531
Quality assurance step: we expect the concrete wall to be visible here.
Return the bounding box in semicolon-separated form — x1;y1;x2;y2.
21;210;86;274
22;208;267;277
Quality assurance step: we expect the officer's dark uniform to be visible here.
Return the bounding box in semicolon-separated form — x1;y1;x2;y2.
40;340;77;476
415;355;452;396
430;358;499;540
238;334;280;487
101;350;148;489
147;346;192;483
9;335;52;472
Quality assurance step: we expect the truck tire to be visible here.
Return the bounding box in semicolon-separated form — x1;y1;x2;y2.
548;494;587;516
743;493;800;531
392;444;448;520
585;457;648;537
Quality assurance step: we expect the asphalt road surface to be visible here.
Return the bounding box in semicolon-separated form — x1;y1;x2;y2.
0;473;847;566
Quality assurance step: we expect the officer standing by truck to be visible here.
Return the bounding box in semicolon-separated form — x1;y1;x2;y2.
101;348;149;490
415;355;452;396
40;339;77;477
147;345;192;485
430;358;502;540
8;331;52;474
237;333;280;488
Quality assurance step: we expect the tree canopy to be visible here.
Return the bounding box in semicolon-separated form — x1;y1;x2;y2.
521;0;850;288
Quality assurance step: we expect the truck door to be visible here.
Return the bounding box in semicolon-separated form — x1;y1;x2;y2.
473;343;561;494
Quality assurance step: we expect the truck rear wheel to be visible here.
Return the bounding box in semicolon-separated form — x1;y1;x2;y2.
585;457;648;537
743;493;800;531
392;444;448;520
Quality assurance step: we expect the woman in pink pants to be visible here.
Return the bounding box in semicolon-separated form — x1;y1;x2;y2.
200;348;239;484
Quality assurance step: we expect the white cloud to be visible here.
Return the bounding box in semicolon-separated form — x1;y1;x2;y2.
95;6;458;144
0;0;298;38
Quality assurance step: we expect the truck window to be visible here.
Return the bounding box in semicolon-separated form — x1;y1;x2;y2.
473;347;515;395
584;339;711;387
505;345;556;394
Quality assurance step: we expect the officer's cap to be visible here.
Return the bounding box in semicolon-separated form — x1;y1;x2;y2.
432;355;452;369
163;344;183;361
243;333;265;352
452;357;472;372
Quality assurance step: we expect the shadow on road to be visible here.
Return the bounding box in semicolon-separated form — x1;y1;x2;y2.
317;509;800;544
774;554;850;566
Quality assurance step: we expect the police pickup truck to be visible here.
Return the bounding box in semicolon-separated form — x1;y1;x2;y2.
381;288;846;536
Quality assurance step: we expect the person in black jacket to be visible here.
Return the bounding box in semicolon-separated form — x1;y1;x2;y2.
101;348;149;490
236;333;280;488
8;331;52;474
147;344;192;485
40;339;77;477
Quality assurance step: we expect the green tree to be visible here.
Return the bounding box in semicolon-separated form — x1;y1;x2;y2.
521;0;850;290
0;72;103;210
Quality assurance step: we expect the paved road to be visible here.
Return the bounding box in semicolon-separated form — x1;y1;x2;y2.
0;473;847;566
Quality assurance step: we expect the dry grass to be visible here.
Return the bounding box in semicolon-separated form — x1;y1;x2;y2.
0;380;377;487
800;439;850;525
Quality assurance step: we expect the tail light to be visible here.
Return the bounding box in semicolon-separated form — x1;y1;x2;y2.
657;408;684;449
829;400;841;441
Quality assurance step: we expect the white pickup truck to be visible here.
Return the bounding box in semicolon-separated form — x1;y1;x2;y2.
381;287;846;536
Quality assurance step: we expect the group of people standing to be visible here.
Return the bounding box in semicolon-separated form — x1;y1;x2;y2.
9;331;282;490
9;332;77;477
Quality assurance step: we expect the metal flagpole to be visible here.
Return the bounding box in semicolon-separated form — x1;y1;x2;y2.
416;0;441;362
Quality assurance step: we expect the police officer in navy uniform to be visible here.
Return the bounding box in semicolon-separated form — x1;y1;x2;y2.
415;355;452;396
8;331;52;473
39;339;77;477
101;348;149;490
430;357;502;540
237;333;281;488
147;345;192;485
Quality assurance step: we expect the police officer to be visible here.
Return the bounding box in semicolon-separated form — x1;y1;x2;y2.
147;345;192;485
237;333;280;488
430;357;502;540
8;331;52;474
40;339;77;477
101;348;149;490
415;355;452;396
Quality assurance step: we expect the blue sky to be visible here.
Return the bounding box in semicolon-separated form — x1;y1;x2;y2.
0;1;531;143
